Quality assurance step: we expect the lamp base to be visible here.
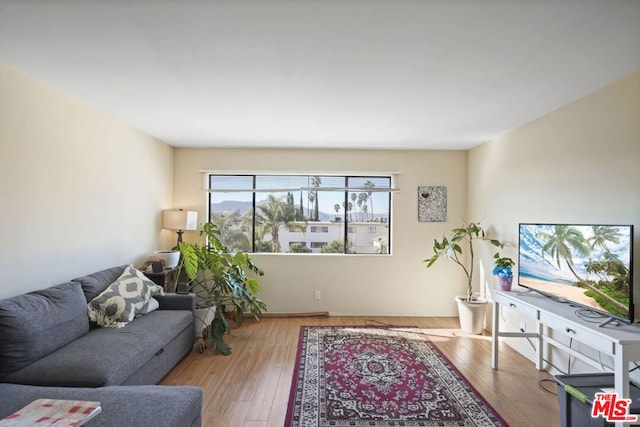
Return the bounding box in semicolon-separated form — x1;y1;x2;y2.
175;230;184;248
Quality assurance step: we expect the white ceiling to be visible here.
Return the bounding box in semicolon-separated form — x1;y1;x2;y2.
1;0;639;150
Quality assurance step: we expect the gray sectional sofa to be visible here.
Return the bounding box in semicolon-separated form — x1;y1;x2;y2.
0;265;203;426
0;383;202;427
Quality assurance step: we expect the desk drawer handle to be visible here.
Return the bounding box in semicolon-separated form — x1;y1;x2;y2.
565;327;576;334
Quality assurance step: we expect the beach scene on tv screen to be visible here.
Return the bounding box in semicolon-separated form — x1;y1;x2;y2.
519;224;632;319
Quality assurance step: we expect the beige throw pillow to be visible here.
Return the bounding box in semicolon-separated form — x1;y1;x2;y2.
88;265;164;328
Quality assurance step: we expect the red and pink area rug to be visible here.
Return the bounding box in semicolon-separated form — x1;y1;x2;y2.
284;326;507;427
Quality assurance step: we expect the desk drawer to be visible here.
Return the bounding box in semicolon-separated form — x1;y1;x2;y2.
539;310;614;354
500;296;539;319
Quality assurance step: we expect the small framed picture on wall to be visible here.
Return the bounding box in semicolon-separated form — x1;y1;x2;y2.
418;186;447;222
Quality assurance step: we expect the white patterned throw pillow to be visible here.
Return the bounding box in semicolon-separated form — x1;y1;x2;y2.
88;265;164;328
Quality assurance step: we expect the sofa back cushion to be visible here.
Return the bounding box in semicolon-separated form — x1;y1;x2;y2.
72;265;127;302
0;282;89;379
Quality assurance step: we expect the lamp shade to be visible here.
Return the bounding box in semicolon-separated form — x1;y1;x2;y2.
162;210;198;231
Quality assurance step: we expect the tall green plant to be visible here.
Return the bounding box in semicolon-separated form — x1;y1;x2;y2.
177;222;266;355
424;221;504;301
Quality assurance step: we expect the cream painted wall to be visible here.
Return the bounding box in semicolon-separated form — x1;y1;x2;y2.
0;65;175;298
468;71;640;371
173;148;469;316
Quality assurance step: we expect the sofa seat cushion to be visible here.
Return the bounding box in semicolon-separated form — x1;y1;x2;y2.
2;310;193;387
0;383;203;427
0;282;89;380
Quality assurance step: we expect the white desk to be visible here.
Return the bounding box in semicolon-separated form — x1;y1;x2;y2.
492;289;640;427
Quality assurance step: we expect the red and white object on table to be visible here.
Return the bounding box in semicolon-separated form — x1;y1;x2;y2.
0;399;101;426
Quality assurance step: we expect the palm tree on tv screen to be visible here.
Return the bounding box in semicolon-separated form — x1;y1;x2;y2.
590;225;629;274
586;226;630;293
538;225;628;315
538;225;589;281
591;225;620;252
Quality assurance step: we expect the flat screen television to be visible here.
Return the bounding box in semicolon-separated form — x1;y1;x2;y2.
518;223;634;323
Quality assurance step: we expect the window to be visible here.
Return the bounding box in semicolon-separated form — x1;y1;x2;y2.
208;174;392;254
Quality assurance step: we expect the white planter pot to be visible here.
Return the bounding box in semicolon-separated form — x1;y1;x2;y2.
195;307;216;339
153;250;180;269
455;296;488;335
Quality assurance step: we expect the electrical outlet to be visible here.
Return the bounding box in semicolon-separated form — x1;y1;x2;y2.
519;322;526;332
314;290;321;300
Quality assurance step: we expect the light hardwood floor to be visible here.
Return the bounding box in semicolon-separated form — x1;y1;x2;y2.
160;316;560;427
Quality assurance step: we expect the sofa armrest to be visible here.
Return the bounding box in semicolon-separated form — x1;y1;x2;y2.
0;383;203;427
155;293;196;313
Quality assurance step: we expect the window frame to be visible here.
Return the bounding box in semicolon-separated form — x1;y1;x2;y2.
207;173;392;255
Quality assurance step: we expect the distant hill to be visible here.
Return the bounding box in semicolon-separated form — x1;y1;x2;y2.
211;199;333;221
211;200;253;214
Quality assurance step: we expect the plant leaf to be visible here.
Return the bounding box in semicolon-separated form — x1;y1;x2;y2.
179;242;198;279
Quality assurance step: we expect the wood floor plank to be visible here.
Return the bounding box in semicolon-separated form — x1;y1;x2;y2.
160;316;560;426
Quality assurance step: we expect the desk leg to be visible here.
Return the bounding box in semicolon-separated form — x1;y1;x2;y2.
535;321;543;370
491;299;499;369
614;346;631;427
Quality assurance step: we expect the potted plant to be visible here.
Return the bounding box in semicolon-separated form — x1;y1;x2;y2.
492;253;515;291
424;221;505;334
175;222;266;355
